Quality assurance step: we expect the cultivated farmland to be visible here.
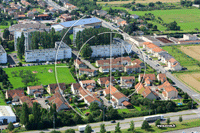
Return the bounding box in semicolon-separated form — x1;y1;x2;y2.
175;72;200;93
179;45;200;61
4;65;76;89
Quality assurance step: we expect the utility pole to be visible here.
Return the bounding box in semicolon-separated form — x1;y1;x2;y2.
192;100;193;109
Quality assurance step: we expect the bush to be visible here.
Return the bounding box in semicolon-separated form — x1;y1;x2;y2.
7;122;14;131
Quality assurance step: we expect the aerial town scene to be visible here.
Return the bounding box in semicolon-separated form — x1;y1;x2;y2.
0;0;200;132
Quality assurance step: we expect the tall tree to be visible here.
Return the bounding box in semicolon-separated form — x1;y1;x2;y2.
167;118;170;125
32;102;41;128
115;122;121;133
20;103;29;126
141;120;150;130
179;116;183;123
3;29;10;40
84;125;92;133
100;124;106;133
129;121;134;132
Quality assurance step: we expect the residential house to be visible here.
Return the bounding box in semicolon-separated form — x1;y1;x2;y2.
19;96;33;107
142;86;157;100
96;57;131;67
120;76;135;88
138;74;156;85
27;11;34;18
74;59;87;69
157;73;167;83
48;91;70;112
129;36;145;47
59;14;72;21
104;85;130;106
131;59;145;68
124;65;141;73
79;68;97;77
79;87;102;107
94;10;107;17
118;11;126;17
117;20;127;26
97;77;115;87
158;52;174;64
5;89;25;102
79;80;96;92
27;85;44;96
158;81;178;100
47;83;66;94
71;83;81;94
130;14;139;19
168;58;182;71
99;65;124;73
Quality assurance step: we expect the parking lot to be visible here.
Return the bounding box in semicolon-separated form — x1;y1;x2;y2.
36;97;49;109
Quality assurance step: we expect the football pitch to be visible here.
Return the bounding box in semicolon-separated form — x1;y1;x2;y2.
4;65;76;89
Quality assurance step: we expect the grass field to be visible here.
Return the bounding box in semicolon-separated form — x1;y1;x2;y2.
4;65;76;89
110;118;200;133
179;45;200;61
162;45;200;71
97;0;181;5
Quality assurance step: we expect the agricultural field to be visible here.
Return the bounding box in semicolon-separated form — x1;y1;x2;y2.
175;72;200;94
4;65;76;89
162;45;200;71
179;45;200;61
97;0;181;5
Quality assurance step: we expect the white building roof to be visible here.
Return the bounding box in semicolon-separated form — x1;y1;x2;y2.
0;106;15;117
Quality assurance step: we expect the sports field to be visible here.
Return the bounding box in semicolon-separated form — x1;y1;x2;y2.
175;72;200;93
179;45;200;61
4;65;76;89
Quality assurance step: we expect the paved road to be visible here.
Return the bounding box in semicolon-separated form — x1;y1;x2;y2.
25;108;200;133
72;50;98;70
44;0;67;11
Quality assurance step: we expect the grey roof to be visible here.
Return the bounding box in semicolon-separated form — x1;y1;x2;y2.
131;36;145;42
143;36;159;42
0;45;6;54
158;52;174;61
59;17;101;28
9;23;50;31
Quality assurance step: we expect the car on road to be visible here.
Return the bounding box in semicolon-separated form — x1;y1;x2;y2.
118;30;123;33
111;120;116;123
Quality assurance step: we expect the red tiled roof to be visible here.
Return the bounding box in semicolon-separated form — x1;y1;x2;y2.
79;68;95;73
6;89;25;99
122;101;132;106
80;80;96;84
112;92;127;100
28;85;43;90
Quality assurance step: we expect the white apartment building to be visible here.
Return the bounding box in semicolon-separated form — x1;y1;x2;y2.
10;23;50;51
25;42;71;62
0;45;7;64
90;38;132;57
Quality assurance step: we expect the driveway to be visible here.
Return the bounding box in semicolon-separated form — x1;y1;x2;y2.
36;97;49;109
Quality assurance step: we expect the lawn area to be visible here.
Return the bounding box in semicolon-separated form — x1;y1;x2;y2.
133;105;141;111
70;34;73;42
4;65;76;89
117;108;130;114
0;91;6;105
0;20;18;30
110;118;200;133
162;45;200;71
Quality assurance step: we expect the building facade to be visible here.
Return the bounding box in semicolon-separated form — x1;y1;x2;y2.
0;45;7;64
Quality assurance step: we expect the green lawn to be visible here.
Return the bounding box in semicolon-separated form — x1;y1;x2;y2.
162;45;200;71
4;65;76;89
70;34;73;42
110;118;200;133
117;108;130;114
102;7;200;32
133;105;141;111
0;91;6;105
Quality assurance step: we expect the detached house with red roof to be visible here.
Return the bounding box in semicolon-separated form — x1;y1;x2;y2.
79;80;96;92
120;76;135;88
47;83;66;94
5;89;25;102
167;58;182;71
104;85;130;106
138;74;156;86
79;87;102;107
97;77;115;87
79;68;97;77
19;96;35;107
71;83;81;94
158;81;178;100
157;73;167;83
131;59;145;69
135;83;157;100
48;91;70;112
27;85;44;96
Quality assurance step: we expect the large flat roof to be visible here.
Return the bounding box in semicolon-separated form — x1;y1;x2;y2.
59;17;101;28
0;106;15;117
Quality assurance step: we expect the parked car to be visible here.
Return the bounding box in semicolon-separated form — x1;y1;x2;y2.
6;101;12;104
